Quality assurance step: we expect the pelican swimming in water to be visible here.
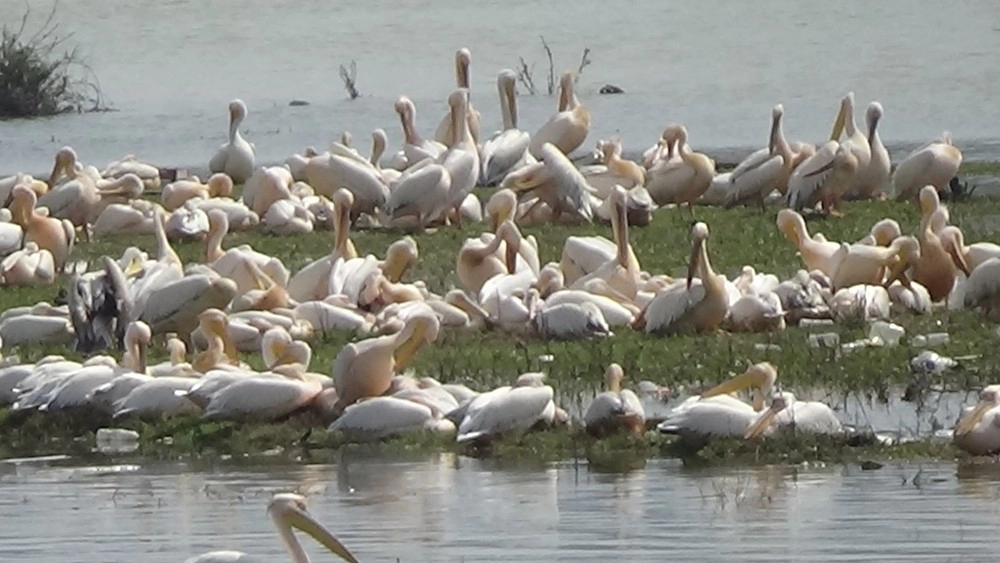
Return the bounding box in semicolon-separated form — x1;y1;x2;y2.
775;209;843;276
891;133;962;201
637;222;728;335
208;99;256;184
583;363;645;437
331;311;440;413
645;124;715;214
435;47;481;147
953;385;1000;456
846;101;890;200
8;185;75;271
479;69;531;186
184;493;358;563
529;72;590;158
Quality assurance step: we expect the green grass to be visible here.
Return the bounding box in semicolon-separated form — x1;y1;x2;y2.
3;192;1000;466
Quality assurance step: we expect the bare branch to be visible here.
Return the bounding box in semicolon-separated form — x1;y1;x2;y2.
515;56;536;95
540;35;555;95
575;47;591;83
339;60;359;100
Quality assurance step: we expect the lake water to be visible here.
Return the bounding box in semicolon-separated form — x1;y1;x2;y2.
2;0;1000;175
2;453;1000;562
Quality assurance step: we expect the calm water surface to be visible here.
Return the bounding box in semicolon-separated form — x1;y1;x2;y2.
2;454;1000;562
2;0;999;174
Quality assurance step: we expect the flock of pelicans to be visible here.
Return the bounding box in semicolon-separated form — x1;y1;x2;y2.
0;47;999;562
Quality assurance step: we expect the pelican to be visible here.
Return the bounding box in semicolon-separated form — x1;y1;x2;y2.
857;218;901;246
456;219;522;295
0;242;55;286
775;209;843;276
329;395;456;443
208;99;255;184
657;396;764;443
583;363;645;437
580;138;645;198
384;158;451;232
786;141;858;215
302;141;389;217
940;225;1000;271
479;69;531;186
570;186;640;297
645;124;715;213
0;209;24;257
39;146;99;237
829;92;871;183
161;173;234;211
100;154;161;192
891;133;962;201
8;185;74;270
701;362;779;411
953;385;1000;456
200;365;322;422
529;71;590;158
435;47;481;146
912;200;970;302
439;88;480;222
395;96;446;164
205;209;290;293
726;105;810;208
0;173;47;202
531;300;612;340
287;189;358;302
456;378;559;444
285;147;319;181
331;311;439;412
165;201;209;241
638;222;728;335
846;102;890;199
744;392;843;439
184;493;358;563
829;236;920;290
963;258;1000;321
505;142;595;223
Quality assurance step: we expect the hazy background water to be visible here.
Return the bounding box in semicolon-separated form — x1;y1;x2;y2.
3;454;1000;562
1;0;999;175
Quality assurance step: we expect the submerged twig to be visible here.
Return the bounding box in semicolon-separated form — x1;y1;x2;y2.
339;60;359;100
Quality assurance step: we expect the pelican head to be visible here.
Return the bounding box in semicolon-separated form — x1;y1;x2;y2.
456;47;472;88
686;221;710;290
228;99;248;126
99;173;144;198
448;88;470;111
125;320;152;373
486;188;518;230
918;185;942;217
769;104;784;153
955;385;1000;437
701;362;778;412
393;312;441;372
382;236;419;282
745;392;793;439
495;219;523;272
866;102;883;143
207;173;234;197
267;493;359;563
665;123;688;145
869;218;901;246
394;96;414;118
882;236;921;289
604;363;625;393
48;146;79;186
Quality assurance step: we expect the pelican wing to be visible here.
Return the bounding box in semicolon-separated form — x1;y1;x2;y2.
457;385;554;442
644;281;705;334
727;152;783;206
539;143;594;222
329;396;435;441
787;141;838;210
778;400;842;434
203;376;318;421
385;164;450;221
657;396;756;438
480;129;531;186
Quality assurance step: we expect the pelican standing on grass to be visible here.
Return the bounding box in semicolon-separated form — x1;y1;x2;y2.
529;72;590;158
726;105;812;208
208;99;256;184
645;124;715;214
891;133;963;201
435;47;481;146
847;102;890;200
479;69;531;186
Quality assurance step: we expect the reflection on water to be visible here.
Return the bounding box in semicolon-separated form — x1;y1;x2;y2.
2;0;1000;174
2;453;1000;562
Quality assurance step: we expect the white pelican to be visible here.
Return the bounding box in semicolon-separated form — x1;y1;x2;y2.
7;185;73;270
139;275;238;336
912;202;970;302
962;258;1000;320
644;124;715;213
331;311;439;412
205;209;290;293
701;362;779;411
395;96;446;164
384;158;451;231
161;173;234;211
328;395;455;443
583;363;645;437
439;88;480;222
184;493;358;563
456;378;558;444
846;102;890;200
744;392;843;439
580;138;645;198
529;71;590;158
479;69;531;186
456;219;522;295
201;365;322;422
302;141;389;216
532;300;612;340
100;154;161;192
0;242;55;286
954;385;1000;456
165;201;209;241
829;92;872;184
0;209;24;257
726;105;810;208
93;200;159;237
39;146;99;237
829;236;920;290
891;133;962;201
505;142;595;223
285;147;319;181
0;173;47;202
775;209;843;276
638;222;728;335
786;141;858;215
857;218;901;246
657;397;763;443
570;186;639;297
208;99;256;184
435;47;481;146
940;225;1000;271
287;189;358;302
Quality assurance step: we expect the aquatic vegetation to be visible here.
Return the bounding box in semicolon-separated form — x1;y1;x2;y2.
0;5;108;119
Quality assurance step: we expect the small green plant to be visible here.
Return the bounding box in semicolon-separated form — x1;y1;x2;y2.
0;3;109;119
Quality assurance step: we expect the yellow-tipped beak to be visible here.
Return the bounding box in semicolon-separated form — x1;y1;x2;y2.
955;400;995;437
830;104;846;141
286;508;360;563
745;409;778;439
